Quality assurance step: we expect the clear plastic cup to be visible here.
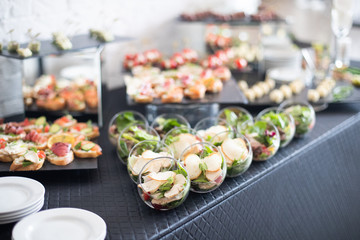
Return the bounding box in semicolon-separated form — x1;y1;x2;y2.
217;106;254;133
117;123;159;165
150;113;190;139
128;140;173;183
179;142;227;193
163;127;201;159
210;130;253;177
256;107;295;147
241;120;280;161
194;117;229;142
137;157;190;211
279;100;316;138
108;111;148;146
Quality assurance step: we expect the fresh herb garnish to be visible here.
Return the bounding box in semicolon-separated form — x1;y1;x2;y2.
29;147;37;152
192;173;209;183
199;162;208;172
202;146;213;158
159;176;174;192
116;112;140;133
74;142;82;150
157;118;182;133
22;160;34;167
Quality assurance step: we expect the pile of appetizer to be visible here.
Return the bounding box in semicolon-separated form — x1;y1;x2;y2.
108;104;315;210
124;63;232;103
23;75;98;111
0;115;102;171
180;5;279;22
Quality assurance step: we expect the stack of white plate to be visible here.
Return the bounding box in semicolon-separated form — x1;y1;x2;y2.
12;208;107;240
267;67;305;83
0;177;44;225
264;48;302;71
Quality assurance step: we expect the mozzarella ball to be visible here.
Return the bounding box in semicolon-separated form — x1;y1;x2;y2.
252;85;264;98
269;89;284;103
258;82;270;94
307;89;320;102
265;78;276;89
279;85;293;99
316;85;329;98
238;80;248;91
290;80;304;94
244;89;256;102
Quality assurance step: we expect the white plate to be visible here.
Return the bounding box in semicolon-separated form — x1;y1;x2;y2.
0;199;44;220
0;177;45;214
0;200;43;225
12;208;107;240
267;67;304;83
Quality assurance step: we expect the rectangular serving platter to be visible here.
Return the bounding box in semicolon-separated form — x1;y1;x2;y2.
127;71;360;107
127;77;248;105
234;71;360;106
0;157;98;172
0;35;133;60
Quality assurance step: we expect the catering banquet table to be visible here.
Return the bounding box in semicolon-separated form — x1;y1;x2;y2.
1;85;360;240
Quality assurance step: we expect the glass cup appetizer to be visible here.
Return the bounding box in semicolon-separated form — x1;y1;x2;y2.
117;123;159;165
217;106;254;133
163;127;201;159
241;120;280;161
210;130;253;177
279;101;316;138
256;107;295;148
137;156;190;211
179;142;227;193
150;113;190;139
194;117;229;142
128;140;173;183
108;110;148;146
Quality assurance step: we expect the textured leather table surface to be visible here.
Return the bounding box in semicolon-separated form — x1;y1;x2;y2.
1;87;360;240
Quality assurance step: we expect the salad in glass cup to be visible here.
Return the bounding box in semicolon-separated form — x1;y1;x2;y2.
279;101;316;138
117;123;159;165
108;111;148;145
210;130;253;177
150;113;190;139
128;140;173;183
217;106;253;133
179;142;227;193
241;120;280;161
256;107;295;148
194;117;229;142
137;156;190;211
163;127;201;159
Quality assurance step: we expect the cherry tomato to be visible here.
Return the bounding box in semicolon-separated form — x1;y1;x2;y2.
22;118;30;126
37;150;46;159
0;139;6;149
60;116;70;123
44;125;50;133
125;53;135;61
215;50;228;63
143;192;151;201
235;58;248;69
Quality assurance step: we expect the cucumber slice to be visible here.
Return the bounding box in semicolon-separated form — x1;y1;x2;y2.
35;116;46;126
80;127;93;134
81;143;96;151
49;124;61;133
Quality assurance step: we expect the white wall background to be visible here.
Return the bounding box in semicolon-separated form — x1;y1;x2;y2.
0;0;360;117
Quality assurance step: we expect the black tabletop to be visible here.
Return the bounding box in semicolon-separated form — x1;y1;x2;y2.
0;85;360;239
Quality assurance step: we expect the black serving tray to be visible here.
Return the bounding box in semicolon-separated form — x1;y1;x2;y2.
127;77;248;105
0;157;97;172
0;34;133;60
